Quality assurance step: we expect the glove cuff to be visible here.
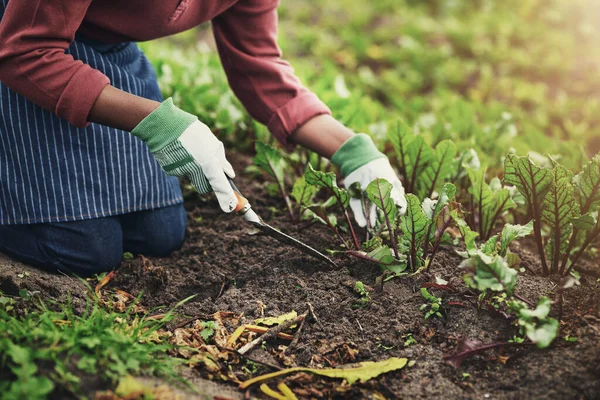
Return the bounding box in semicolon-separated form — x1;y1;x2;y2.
131;98;197;153
331;133;386;177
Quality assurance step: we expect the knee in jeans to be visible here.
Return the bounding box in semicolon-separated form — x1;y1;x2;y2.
41;232;123;276
140;225;186;257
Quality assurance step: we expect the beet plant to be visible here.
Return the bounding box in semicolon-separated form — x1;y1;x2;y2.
253;142;295;220
504;153;600;275
460;252;558;348
389;120;457;199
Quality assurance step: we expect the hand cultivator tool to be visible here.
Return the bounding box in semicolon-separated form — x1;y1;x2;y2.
228;178;337;267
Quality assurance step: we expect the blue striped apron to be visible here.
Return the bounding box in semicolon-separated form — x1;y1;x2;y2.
0;2;183;225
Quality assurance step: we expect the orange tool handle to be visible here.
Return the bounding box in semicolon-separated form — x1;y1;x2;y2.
228;177;249;213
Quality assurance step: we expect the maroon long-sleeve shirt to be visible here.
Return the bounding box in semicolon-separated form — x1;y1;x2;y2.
0;0;331;145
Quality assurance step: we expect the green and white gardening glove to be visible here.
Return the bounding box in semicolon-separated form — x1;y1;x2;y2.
331;134;407;227
132;98;238;212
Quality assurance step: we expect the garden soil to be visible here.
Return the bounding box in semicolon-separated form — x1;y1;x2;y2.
1;154;599;399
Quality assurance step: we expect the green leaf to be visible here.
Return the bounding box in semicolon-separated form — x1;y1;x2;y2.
366;178;398;226
239;357;408;389
305;164;349;208
509;297;558;349
389;120;415;181
541;163;579;272
405;136;435;195
418;140;457;198
467;168;516;238
254;142;287;186
574;154;600;213
431;183;457;223
499;221;534;257
571;212;598;231
461;252;518;295
481;235;499;255
291;175;316;207
503;154;553;210
503;154;553;273
401;194;430;269
367;246;407;274
451;210;479;257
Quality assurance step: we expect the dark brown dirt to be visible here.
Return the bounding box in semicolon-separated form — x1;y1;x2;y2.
2;154;600;399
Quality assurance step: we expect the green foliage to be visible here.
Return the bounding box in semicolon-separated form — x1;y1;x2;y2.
467;167;516;239
420;288;443;319
419;140;457;199
503;153;600;274
499;222;534;257
353;281;371;308
305;165;350;208
541;163;578;272
366;178;399;227
389;123;458;199
460;252;518;295
0;294;187;399
198;321;219;342
254;142;294;219
508;297;559;349
504;154;553;274
401;194;430;270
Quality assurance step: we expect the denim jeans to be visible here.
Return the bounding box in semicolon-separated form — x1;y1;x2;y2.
0;204;187;276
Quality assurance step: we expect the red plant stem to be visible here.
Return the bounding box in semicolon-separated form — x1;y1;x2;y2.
345;250;397;266
532;208;549;275
376;183;399;259
484;196;511;240
565;228;600;275
268;160;295;220
344;209;361;250
559;231;578;275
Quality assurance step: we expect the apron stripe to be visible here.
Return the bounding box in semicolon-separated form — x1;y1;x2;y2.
0;3;183;225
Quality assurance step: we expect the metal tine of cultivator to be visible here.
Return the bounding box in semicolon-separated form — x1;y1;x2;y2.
228;178;337;267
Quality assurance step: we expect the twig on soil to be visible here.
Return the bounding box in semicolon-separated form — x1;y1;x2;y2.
238;314;306;355
306;302;318;324
173;314;212;330
216;281;226;300
241;355;283;371
355;319;364;332
284;316;306;356
513;293;535;307
244;325;295;341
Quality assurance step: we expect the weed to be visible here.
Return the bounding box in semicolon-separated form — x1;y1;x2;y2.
420;288;443;320
0;290;189;399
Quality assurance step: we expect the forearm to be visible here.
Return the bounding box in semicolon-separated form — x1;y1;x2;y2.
290;114;354;159
88;85;160;132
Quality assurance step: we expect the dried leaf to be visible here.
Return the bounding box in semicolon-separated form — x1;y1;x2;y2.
256;311;298;327
95;270;115;297
239;357;408;389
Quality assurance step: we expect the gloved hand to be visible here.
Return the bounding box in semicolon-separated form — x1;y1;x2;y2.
132;98;238;212
331;134;407;227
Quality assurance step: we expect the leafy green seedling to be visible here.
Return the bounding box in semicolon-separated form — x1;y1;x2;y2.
254;141;295;220
460;251;518;296
403;333;417;347
420;288;443;319
508;297;558;349
467;167;516;240
353;281;371;308
305;164;360;249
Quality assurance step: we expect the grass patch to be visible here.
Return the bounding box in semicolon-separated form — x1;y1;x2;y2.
0;289;188;400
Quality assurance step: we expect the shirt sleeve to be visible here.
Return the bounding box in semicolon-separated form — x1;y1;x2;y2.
211;0;331;148
0;0;110;128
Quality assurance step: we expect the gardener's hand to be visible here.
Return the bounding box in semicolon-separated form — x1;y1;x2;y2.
331;134;407;227
132;98;238;212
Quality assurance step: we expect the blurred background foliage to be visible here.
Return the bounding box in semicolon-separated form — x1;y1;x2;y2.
141;0;600;171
